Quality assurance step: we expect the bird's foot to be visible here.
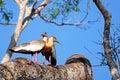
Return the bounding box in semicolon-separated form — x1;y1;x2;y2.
35;61;39;64
43;61;46;64
48;64;54;67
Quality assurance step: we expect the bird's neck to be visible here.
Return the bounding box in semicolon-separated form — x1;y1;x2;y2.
43;37;48;42
45;38;54;47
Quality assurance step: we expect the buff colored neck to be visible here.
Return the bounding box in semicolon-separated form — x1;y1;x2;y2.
45;37;54;47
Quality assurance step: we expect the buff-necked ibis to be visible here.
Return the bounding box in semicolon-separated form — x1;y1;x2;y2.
9;34;60;64
41;32;57;66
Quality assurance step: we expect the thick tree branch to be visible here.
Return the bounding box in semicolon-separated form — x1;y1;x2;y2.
14;0;22;7
0;54;93;80
34;0;49;14
93;0;119;79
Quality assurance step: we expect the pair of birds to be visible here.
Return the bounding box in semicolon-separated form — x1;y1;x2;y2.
9;32;61;66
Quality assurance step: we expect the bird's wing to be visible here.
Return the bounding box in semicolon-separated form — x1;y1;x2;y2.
51;45;56;60
50;44;57;65
10;40;45;53
43;44;57;65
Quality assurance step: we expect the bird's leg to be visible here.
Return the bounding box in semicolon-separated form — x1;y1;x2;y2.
35;52;39;64
32;54;35;63
48;56;52;66
49;56;51;64
43;56;46;64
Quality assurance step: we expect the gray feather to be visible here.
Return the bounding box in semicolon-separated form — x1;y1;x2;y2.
9;40;45;54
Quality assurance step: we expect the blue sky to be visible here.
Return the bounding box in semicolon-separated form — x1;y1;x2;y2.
0;0;120;80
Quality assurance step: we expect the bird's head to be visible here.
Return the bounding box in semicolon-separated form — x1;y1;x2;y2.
41;32;48;41
50;36;63;46
41;32;48;37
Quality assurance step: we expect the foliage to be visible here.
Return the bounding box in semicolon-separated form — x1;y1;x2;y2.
0;0;4;6
28;0;34;4
0;0;13;22
0;0;34;23
41;0;81;21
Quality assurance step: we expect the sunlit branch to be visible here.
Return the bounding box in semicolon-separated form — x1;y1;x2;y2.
34;0;49;14
14;0;22;7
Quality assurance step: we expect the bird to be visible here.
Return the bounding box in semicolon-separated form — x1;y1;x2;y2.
41;32;57;66
41;32;48;41
9;34;61;64
9;39;45;63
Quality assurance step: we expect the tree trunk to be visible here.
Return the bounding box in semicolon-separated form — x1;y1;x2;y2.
0;54;93;80
93;0;119;80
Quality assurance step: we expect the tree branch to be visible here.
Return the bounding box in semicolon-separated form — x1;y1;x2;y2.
34;0;49;14
93;0;119;79
14;0;22;7
0;22;16;25
39;13;99;27
0;54;93;80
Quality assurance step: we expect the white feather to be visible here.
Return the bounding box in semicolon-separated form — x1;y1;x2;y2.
12;40;45;52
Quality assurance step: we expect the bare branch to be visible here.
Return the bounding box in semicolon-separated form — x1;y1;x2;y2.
111;23;120;26
14;0;22;7
84;47;102;61
93;0;119;79
80;9;89;23
0;22;16;25
39;13;100;27
34;0;49;14
92;64;107;67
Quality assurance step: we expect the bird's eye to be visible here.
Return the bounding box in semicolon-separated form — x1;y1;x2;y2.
54;37;57;40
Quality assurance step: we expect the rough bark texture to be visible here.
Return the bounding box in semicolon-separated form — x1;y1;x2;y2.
0;54;93;80
93;0;119;80
1;0;49;63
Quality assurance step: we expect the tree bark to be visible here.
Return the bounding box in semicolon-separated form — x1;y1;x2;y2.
0;54;93;80
93;0;119;80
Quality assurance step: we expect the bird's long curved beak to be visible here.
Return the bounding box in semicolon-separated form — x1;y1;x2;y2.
51;36;63;46
56;40;63;46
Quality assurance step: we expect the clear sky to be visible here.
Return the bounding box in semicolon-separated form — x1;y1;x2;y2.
0;0;120;80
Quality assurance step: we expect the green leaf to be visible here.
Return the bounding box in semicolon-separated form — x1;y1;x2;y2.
72;6;80;12
3;12;10;22
63;8;71;13
2;12;13;22
54;9;60;15
28;0;34;4
42;13;47;18
50;13;55;19
0;0;4;6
